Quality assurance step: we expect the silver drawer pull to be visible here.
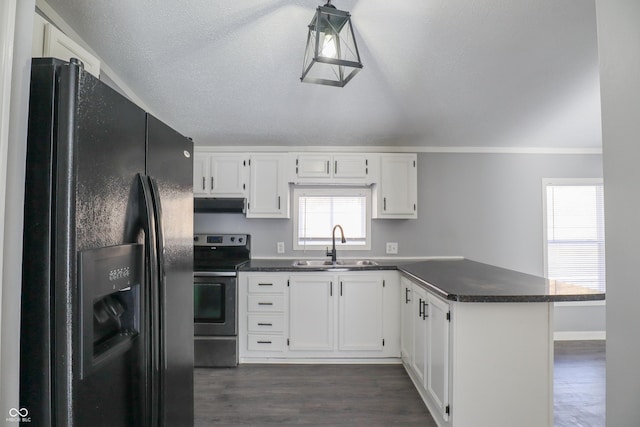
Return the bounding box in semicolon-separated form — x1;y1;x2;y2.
258;283;273;286
257;340;272;344
258;302;273;306
257;322;273;326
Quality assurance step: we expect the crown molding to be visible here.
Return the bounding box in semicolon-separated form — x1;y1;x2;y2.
193;145;603;155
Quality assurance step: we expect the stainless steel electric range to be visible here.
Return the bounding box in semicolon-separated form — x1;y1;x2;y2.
193;234;250;367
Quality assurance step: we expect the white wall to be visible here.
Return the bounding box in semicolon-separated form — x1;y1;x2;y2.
0;0;34;424
595;0;640;425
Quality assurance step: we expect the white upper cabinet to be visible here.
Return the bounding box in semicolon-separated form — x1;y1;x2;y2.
374;153;418;219
33;14;101;78
294;153;375;184
192;149;416;220
246;154;289;218
193;153;210;196
295;154;332;179
194;153;247;198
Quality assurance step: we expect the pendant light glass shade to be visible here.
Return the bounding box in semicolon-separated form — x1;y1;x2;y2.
300;2;363;87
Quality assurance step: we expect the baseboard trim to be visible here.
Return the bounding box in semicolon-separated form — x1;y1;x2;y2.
239;357;403;364
553;331;606;341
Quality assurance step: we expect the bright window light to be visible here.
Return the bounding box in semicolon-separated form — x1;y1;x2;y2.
293;187;371;250
544;180;605;292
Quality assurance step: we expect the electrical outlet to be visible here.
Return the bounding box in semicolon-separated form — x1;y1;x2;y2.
277;242;285;254
386;242;398;254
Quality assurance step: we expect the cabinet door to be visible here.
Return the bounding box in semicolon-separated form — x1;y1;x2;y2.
333;154;369;179
377;154;417;218
210;154;247;197
400;277;414;364
295;154;331;179
426;294;450;421
288;275;334;351
247;155;289;218
338;276;384;351
412;285;428;384
193;153;210;196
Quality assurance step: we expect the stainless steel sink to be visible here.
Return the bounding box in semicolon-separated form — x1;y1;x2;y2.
291;259;378;268
341;260;379;266
291;260;335;267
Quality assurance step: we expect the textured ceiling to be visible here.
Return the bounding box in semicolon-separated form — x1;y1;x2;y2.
42;0;601;148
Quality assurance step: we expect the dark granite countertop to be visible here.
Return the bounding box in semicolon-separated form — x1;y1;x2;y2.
239;258;605;303
399;259;605;303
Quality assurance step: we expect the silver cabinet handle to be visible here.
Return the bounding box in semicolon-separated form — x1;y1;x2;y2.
326;160;330;174
210;177;214;190
202;177;205;190
258;302;273;306
278;196;281;209
258;283;273;286
257;340;272;344
383;197;387;211
257;323;273;326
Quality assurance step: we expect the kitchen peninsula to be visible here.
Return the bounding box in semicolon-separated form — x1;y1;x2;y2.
238;258;604;427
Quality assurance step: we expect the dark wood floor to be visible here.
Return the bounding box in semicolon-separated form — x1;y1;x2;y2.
194;340;605;426
554;340;605;427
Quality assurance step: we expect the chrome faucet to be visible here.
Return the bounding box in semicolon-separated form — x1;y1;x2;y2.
326;224;346;264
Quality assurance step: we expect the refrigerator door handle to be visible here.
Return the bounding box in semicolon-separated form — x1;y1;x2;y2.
138;174;160;427
148;176;167;366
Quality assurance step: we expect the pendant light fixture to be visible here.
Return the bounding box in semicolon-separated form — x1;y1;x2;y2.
300;0;363;87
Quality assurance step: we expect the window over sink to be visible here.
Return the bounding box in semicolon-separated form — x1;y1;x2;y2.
293;187;371;251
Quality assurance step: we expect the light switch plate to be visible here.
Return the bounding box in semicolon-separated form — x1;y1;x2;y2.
277;242;285;254
386;242;398;254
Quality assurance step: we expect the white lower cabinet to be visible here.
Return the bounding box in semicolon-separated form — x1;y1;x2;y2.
288;275;334;351
412;284;429;385
401;276;451;424
401;275;554;427
239;271;400;360
400;278;414;364
338;276;384;351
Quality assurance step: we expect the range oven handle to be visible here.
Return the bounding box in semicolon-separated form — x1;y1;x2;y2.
193;271;238;277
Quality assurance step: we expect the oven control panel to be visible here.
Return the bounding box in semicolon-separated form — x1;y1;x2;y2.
194;234;249;247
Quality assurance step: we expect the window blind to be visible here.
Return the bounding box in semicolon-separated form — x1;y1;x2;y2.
545;184;605;292
297;194;367;247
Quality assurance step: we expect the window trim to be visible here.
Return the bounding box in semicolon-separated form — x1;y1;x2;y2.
542;178;605;294
292;186;372;251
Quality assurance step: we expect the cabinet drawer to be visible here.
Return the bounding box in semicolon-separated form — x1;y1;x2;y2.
248;334;285;352
248;315;285;333
248;295;285;312
248;275;286;293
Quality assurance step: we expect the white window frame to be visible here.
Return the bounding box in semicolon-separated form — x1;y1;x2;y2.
292;186;372;251
542;178;606;306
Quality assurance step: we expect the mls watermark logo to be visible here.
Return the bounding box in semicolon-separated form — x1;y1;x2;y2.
6;407;31;423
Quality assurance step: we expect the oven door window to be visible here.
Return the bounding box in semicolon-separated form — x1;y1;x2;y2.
194;283;225;323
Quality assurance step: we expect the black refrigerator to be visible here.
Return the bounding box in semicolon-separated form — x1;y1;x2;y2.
20;58;194;427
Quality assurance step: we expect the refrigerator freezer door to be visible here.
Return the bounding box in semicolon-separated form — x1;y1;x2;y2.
21;59;147;427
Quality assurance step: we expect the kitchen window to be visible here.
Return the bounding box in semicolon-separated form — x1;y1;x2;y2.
293;187;371;251
543;179;605;293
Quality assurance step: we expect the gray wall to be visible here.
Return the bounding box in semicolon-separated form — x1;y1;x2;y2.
196;152;602;272
195;151;604;334
596;0;640;424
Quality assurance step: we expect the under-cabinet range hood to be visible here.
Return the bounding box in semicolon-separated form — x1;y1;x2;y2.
194;198;246;213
